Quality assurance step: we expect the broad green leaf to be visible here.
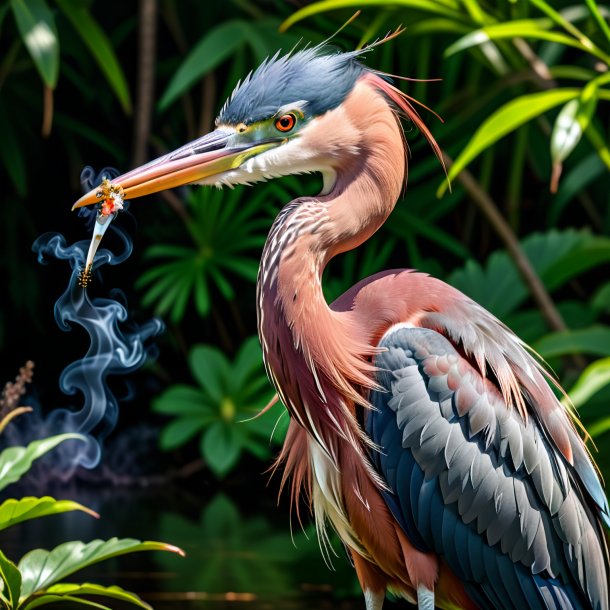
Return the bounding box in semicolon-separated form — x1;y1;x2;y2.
441;89;580;193
0;496;96;531
190;346;229;403
449;230;610;319
542;234;610;290
592;282;610;313
56;0;132;113
532;326;610;359
159;20;250;110
160;417;206;451
22;594;113;609
202;423;241;478
153;385;212;416
19;538;184;598
11;0;58;88
43;583;151;609
567;358;610;409
0;550;21;607
232;337;265;390
0;434;85;492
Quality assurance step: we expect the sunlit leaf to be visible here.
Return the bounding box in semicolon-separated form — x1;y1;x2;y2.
41;582;152;609
55;0;132;113
280;0;466;32
0;434;85;492
11;0;58;88
567;358;610;409
550;86;598;191
0;496;97;531
22;593;112;609
441;89;581;193
19;538;184;598
445;19;592;57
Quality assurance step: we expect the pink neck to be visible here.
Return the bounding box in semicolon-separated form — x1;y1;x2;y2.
257;81;406;446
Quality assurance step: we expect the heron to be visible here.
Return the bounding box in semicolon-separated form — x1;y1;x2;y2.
74;42;610;609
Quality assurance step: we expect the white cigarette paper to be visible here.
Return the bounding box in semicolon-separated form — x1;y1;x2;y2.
78;178;125;288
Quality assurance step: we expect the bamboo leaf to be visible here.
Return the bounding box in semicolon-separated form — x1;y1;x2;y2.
440;89;580;193
445;20;593;57
56;0;132;113
280;0;466;32
159;20;250;111
11;0;58;88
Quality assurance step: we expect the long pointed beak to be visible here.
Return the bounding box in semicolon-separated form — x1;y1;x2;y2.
72;129;280;210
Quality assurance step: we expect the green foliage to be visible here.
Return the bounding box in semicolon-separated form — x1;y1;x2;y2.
137;183;293;322
0;433;84;491
159;18;301;110
55;0;132;112
0;392;183;609
154;336;284;478
10;0;58;88
0;496;96;531
19;538;182;600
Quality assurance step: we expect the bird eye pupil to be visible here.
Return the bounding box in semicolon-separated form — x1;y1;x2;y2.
275;114;296;132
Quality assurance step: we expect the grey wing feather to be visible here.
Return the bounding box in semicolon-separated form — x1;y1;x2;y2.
367;326;609;610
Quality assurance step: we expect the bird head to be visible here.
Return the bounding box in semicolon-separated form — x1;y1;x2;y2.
73;43;441;210
73;47;372;209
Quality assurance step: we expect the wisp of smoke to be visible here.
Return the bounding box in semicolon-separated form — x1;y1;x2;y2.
31;167;164;470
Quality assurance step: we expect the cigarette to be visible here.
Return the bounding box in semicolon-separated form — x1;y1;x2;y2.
78;178;125;288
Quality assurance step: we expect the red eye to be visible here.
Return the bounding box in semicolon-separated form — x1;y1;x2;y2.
275;113;296;132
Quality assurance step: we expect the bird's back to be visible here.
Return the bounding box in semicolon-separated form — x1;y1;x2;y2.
347;270;610;609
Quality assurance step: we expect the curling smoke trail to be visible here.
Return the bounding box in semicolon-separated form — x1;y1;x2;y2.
31;168;163;469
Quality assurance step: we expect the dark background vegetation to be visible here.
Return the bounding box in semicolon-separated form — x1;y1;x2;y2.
1;0;610;607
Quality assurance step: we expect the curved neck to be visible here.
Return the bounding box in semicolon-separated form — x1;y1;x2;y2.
257;80;406;441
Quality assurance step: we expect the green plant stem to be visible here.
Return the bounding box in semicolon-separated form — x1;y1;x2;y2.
443;152;568;333
132;0;157;167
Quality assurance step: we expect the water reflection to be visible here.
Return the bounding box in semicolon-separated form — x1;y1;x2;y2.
1;481;414;609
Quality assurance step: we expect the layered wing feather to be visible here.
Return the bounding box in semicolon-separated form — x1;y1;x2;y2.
367;326;609;610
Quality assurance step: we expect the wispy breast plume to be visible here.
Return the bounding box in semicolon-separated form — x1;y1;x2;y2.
32;167;163;471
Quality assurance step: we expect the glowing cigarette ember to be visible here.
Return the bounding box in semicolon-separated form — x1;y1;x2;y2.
78;178;125;288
